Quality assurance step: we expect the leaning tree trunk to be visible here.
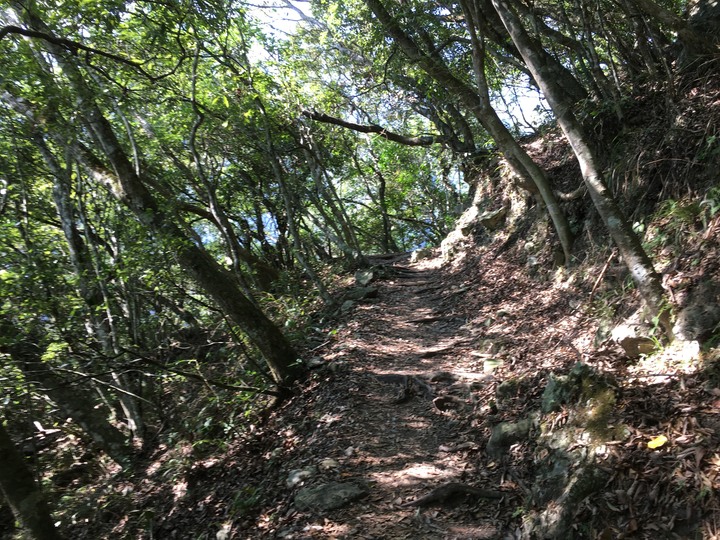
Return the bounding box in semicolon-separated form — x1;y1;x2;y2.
38;139;146;445
492;0;672;334
255;97;334;305
0;423;64;540
364;0;576;264
299;125;367;264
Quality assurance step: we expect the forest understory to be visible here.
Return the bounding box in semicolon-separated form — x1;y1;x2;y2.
4;75;720;537
46;229;720;539
4;94;720;537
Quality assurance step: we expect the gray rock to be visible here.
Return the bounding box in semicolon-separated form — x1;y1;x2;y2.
478;206;507;231
486;415;537;458
340;300;355;314
411;247;435;262
294;481;368;511
354;269;375;287
673;280;720;342
611;321;658;357
541;363;596;413
344;286;379;301
524;465;609;539
286;466;317;488
305;356;325;369
496;379;520;401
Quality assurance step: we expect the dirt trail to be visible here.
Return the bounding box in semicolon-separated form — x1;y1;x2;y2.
132;246;719;540
253;254;517;539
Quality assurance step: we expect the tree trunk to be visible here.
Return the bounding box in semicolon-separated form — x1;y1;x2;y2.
299;126;366;264
0;423;64;540
492;0;672;334
631;0;717;57
376;168;400;253
255;99;334;305
39;139;146;445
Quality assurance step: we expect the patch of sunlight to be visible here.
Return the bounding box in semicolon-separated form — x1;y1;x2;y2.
405;418;431;430
553;266;576;287
369;462;463;486
401;463;453;479
627;339;703;383
319;412;344;425
172;480;188;502
301;522;352;535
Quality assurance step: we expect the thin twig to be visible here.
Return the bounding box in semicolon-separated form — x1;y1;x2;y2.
589;249;617;302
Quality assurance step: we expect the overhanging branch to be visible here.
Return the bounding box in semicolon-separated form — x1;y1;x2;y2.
0;25;185;82
302;109;446;146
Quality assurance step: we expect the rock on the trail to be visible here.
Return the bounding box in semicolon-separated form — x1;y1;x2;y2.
524;465;609;539
305;356;325;369
354;269;375;286
344;286;379;301
478;206;508;231
318;457;340;471
294;481;368;511
611;320;658;358
411;247;435;262
673;279;720;341
541;363;609;413
340;300;355;314
286;466;317;488
433;395;465;412
486;414;538;458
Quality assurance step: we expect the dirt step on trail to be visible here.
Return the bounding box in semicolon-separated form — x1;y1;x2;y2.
258;255;510;539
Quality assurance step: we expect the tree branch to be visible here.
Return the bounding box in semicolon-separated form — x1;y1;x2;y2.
301;109;446;146
0;25;185;82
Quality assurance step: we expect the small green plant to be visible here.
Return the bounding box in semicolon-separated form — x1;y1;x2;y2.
230;486;262;517
697;134;720;161
700;186;720;226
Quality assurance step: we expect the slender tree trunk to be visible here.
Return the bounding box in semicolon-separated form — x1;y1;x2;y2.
299;126;366;263
492;0;672;334
10;9;304;386
254;98;334;304
364;0;575;263
377;170;399;253
38;140;146;445
0;423;64;540
368;159;400;253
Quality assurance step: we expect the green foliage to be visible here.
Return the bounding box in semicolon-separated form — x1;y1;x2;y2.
259;269;324;339
698;134;720;161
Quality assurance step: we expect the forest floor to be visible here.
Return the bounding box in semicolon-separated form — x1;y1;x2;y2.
92;236;718;540
216;247;563;539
